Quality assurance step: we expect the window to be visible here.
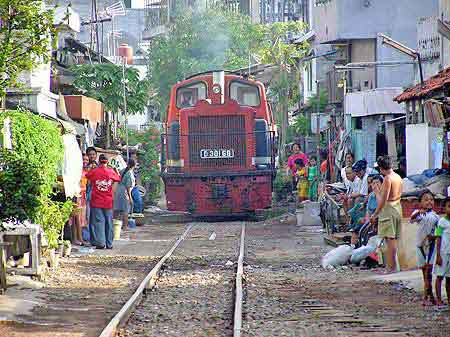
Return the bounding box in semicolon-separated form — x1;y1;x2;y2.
176;82;207;108
230;81;260;107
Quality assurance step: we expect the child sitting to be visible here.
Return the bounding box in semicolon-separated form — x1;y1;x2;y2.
433;197;450;307
347;175;381;246
295;159;309;202
307;156;318;201
410;190;439;306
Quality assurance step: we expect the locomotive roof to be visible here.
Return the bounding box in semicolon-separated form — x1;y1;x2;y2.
182;69;261;83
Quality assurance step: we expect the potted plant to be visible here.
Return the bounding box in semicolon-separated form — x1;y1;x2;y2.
63;240;72;257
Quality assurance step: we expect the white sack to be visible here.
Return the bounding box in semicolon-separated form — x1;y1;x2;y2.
321;245;353;268
350;245;376;264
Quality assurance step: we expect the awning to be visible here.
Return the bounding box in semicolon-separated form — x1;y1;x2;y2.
394;67;450;102
345;88;405;117
57;94;86;135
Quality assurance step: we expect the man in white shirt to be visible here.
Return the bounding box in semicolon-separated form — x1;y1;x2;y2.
352;160;377;199
340;152;355;189
342;166;361;212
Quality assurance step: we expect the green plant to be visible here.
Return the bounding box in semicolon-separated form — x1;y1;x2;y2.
118;125;161;204
306;89;328;112
0;109;70;249
146;6;260;116
71;63;150;148
0;1;56;95
71;64;150;117
292;115;310;137
0;149;44;220
0;109;63;198
253;20;309;151
273;170;292;202
36;199;73;249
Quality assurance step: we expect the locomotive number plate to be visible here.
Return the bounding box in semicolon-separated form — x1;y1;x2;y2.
200;149;235;159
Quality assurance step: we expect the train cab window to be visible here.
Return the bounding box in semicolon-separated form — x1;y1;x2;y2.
230;81;260;107
176;82;207;108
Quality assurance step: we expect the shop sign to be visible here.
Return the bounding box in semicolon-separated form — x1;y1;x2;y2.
418;16;441;61
108;154;126;171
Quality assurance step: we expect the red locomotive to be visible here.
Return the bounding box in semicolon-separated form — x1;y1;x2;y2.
161;70;277;216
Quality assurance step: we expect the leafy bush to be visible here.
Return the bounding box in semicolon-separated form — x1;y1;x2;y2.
35;199;73;249
0;109;63;198
0;150;44;220
119;125;161;204
273;170;292;202
0;109;70;248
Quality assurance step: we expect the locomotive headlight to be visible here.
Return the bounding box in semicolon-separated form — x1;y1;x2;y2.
212;84;221;94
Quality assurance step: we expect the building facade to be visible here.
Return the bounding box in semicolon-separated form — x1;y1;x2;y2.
301;0;439;167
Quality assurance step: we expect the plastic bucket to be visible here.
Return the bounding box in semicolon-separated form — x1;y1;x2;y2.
128;218;136;229
113;219;122;240
302;201;322;226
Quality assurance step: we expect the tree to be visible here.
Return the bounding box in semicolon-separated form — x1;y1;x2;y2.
291;89;328;137
71;63;150;148
146;6;260;116
0;1;55;97
254;21;308;154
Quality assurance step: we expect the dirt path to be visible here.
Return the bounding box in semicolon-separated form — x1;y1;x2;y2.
243;220;450;337
3;216;450;337
0;223;187;337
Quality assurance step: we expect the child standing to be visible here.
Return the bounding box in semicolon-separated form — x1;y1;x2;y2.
410;190;439;306
307;156;318;201
295;159;309;202
434;197;450;307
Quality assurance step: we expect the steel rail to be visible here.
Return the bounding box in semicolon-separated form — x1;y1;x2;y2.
233;223;246;337
98;224;194;337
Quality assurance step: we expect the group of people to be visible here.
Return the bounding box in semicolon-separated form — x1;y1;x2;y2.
287;143;323;202
72;147;138;250
340;153;450;306
340;155;403;273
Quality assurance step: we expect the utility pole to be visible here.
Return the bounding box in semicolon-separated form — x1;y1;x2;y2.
90;0;100;55
316;80;321;183
122;57;129;161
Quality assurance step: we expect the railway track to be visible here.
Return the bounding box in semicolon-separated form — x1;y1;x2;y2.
97;222;246;337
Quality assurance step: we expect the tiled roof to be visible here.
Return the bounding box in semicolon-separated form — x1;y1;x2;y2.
394;67;450;102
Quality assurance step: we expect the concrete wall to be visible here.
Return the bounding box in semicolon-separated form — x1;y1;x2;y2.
349;39;376;91
397;219;418;270
313;0;439;89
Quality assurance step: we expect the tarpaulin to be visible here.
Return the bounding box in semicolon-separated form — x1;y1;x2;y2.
62;134;83;198
345;88;406;117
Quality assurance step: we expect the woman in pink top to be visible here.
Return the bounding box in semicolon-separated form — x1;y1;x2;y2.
287;143;308;190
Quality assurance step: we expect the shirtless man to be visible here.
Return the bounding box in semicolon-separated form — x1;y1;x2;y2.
370;155;403;272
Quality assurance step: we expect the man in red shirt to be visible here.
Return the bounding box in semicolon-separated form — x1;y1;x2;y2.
86;154;121;249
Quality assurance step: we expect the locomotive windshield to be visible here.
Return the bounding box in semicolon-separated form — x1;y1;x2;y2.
230;81;260;107
176;82;207;108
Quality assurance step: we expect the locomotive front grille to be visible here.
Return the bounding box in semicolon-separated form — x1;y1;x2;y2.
188;115;246;170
